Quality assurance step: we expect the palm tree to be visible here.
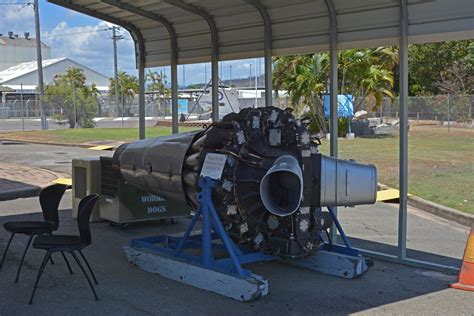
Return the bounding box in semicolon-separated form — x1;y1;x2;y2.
273;54;329;132
109;71;139;116
147;70;169;115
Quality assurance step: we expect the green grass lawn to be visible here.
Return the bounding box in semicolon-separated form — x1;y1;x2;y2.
319;125;474;214
1;127;198;144
2;124;473;213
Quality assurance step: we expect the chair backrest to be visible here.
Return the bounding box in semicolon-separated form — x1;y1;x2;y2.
77;194;100;246
39;184;68;230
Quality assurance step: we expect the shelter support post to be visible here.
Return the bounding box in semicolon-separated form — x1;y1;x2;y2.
171;54;179;133
325;0;339;241
99;0;179;134
135;31;146;140
244;0;272;107
138;54;145;139
398;0;409;259
164;0;219;121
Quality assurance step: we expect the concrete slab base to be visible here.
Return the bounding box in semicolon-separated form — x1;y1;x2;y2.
281;249;370;279
124;245;268;302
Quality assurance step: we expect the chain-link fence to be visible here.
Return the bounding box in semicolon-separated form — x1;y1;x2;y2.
358;94;473;125
0;93;472;130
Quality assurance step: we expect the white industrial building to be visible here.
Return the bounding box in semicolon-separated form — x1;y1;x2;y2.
0;32;51;71
0;58;110;94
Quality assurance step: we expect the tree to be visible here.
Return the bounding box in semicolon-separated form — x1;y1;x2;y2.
146;69;170;115
44;67;98;128
274;54;329;132
408;40;473;95
273;47;396;132
109;71;139;116
339;47;396;110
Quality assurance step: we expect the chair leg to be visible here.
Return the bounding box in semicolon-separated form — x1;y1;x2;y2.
61;251;73;275
70;251;99;301
28;250;52;305
15;235;33;283
49;256;55;265
78;250;98;285
0;233;15;270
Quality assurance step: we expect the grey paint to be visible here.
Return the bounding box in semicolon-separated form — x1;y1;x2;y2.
114;132;200;205
398;0;409;260
325;0;339;241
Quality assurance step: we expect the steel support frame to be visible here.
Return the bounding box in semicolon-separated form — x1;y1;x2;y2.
100;0;179;134
48;0;147;139
350;0;459;274
244;0;272;107
324;0;339;241
164;0;219;122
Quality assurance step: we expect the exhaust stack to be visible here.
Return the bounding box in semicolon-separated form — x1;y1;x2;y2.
260;155;303;217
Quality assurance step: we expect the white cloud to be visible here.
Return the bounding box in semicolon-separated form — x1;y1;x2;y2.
0;2;35;35
42;21;137;77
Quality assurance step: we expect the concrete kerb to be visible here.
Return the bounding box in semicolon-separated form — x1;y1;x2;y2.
378;183;474;227
0;138;123;150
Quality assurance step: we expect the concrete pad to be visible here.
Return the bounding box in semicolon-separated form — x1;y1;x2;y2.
0;194;471;314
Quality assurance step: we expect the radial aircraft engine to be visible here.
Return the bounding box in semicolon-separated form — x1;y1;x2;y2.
113;107;377;258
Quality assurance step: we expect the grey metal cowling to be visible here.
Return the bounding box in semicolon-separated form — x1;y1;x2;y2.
113;107;377;258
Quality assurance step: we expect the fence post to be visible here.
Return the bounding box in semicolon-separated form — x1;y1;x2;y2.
396;111;399;119
416;112;419;122
21;83;25;131
447;93;451;132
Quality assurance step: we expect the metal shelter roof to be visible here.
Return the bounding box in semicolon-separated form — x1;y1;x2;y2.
48;0;474;68
45;0;473;274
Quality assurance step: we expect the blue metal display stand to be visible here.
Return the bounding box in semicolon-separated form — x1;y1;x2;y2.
124;177;370;301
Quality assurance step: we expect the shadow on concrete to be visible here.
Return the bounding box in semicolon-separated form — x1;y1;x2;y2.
347;236;462;269
0;209;461;314
0;178;41;201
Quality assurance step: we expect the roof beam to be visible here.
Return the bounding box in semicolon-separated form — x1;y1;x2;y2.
99;0;180;134
163;0;220;121
243;0;273;107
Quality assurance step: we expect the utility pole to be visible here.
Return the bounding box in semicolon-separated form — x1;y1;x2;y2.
254;58;258;108
34;0;47;130
112;26;123;117
229;65;232;87
73;83;77;128
183;64;186;88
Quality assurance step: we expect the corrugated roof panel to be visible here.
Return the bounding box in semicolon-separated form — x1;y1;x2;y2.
47;0;474;68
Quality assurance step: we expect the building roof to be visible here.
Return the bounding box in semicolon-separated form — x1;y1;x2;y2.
48;0;474;68
0;85;15;93
0;58;65;83
0;36;49;49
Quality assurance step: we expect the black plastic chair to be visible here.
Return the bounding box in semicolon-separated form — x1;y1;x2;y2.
29;193;100;305
0;183;69;283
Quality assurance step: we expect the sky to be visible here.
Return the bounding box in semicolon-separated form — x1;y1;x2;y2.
0;0;263;86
